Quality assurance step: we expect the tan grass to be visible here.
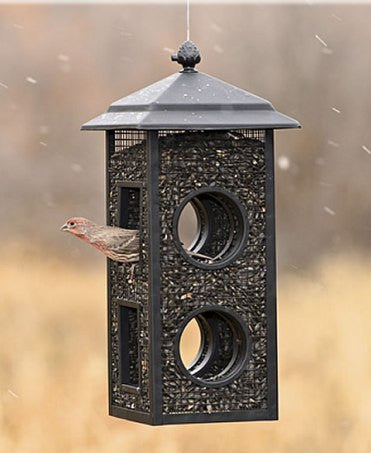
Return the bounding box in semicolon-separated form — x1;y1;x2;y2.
0;245;370;452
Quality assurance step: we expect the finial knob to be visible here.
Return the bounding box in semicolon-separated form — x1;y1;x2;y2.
171;41;201;72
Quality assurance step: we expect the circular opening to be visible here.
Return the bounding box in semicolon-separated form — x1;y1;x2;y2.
176;307;250;387
174;188;248;269
177;201;199;251
179;318;202;368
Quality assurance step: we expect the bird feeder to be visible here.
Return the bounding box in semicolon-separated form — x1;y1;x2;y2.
81;41;300;425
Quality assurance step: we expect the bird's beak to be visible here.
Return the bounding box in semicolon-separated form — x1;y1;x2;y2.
60;223;69;232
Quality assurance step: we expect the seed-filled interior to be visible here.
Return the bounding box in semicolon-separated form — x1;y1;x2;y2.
119;186;141;230
119;304;139;387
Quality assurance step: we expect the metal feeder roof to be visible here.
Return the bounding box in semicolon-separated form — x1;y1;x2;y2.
81;41;300;131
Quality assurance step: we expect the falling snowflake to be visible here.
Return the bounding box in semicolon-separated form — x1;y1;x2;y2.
327;140;339;148
315;157;325;166
163;47;175;54
26;77;37;84
213;44;223;54
331;13;342;22
58;54;70;62
315;34;328;47
322;48;333;55
324;206;336;216
39;125;49;135
7;389;19;398
71;163;83;173
277;156;290;170
210;22;222;33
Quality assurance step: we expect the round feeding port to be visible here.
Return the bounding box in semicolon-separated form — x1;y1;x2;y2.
175;306;250;388
174;187;248;269
179;318;202;369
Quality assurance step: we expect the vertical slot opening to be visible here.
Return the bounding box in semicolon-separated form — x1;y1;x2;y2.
119;304;139;387
118;185;141;230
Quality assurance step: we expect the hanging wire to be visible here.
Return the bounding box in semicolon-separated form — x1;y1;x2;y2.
186;0;190;41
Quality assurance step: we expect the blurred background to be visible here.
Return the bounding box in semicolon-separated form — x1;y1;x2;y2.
0;3;370;452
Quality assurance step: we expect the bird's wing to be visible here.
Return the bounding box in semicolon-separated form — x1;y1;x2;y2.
93;226;139;254
111;229;139;255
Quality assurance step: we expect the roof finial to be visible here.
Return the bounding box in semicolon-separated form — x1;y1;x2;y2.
171;41;201;73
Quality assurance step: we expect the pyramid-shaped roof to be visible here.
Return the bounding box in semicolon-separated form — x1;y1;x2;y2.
82;45;300;131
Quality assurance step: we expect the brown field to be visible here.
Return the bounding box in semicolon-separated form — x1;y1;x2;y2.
1;245;370;453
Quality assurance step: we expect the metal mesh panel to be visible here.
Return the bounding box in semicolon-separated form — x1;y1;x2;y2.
114;130;147;150
158;129;268;414
158;129;265;142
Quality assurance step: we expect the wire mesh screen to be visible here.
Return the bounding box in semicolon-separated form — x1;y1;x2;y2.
114;130;147;151
158;128;269;415
158;129;265;142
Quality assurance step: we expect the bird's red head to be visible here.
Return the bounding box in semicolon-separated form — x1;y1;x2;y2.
60;217;94;238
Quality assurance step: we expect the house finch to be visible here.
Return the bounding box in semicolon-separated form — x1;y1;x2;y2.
60;217;215;264
60;217;139;263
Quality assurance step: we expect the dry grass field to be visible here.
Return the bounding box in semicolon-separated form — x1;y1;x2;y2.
0;244;370;453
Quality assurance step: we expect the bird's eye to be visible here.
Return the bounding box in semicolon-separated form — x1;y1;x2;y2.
69;221;76;227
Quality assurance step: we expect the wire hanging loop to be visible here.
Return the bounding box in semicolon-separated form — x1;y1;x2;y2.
186;0;190;41
171;0;201;73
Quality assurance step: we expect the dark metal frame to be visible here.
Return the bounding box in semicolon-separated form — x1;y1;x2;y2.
264;129;278;421
104;129;278;425
146;131;163;424
105;130;114;417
